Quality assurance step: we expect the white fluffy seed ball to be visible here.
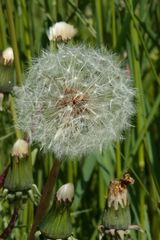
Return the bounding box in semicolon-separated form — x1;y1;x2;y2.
14;45;135;159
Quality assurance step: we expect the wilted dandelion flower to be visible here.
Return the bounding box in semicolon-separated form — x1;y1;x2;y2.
99;173;142;240
14;45;134;158
47;22;77;41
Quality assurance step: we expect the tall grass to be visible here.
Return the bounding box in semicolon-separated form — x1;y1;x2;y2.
0;0;160;239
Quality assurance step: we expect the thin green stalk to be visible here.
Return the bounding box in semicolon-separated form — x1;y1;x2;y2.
68;0;96;38
111;0;116;49
5;0;23;139
21;0;32;62
9;95;22;139
99;170;105;210
116;141;121;177
129;2;145;236
67;161;73;183
126;92;160;165
0;2;21;139
6;0;23;86
125;0;160;85
111;0;121;177
29;159;61;240
0;1;7;49
95;0;104;46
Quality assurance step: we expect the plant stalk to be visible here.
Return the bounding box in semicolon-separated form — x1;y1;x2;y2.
28;159;61;240
6;0;23;86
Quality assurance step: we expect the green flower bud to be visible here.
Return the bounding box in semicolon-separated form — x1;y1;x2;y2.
4;139;33;193
39;183;74;239
2;47;14;65
0;47;14;93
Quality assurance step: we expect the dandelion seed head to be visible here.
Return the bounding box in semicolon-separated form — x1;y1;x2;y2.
14;45;135;159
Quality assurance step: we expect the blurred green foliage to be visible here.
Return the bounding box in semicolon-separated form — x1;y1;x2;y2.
0;0;160;239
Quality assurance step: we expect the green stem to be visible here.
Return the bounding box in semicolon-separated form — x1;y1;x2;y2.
125;0;160;85
111;0;120;177
68;0;96;38
21;0;32;62
95;0;104;46
9;95;22;138
0;1;7;49
128;1;145;237
99;170;105;210
6;0;23;86
116;141;121;178
111;0;116;49
28;159;61;240
126;92;160;166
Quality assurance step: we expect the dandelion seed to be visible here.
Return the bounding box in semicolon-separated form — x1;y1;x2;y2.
14;45;135;159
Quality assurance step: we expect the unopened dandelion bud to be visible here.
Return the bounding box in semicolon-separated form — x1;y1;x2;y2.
47;22;77;42
0;93;4;111
4;139;33;193
11;139;29;159
0;47;14;93
2;47;14;65
39;183;75;239
56;183;74;203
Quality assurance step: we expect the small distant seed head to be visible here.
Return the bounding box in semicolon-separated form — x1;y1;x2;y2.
47;21;77;41
12;139;29;159
2;47;14;65
56;183;74;203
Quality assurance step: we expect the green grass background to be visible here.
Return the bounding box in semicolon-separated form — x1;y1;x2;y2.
0;0;160;239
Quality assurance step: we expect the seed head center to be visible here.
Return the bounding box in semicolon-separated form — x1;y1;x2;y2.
56;88;89;116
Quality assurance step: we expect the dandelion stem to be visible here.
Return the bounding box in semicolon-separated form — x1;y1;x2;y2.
0;208;19;239
0;1;7;49
111;0;116;49
0;165;9;188
128;1;145;237
6;0;23;86
116;141;121;178
95;0;104;46
9;95;22;138
28;159;61;240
